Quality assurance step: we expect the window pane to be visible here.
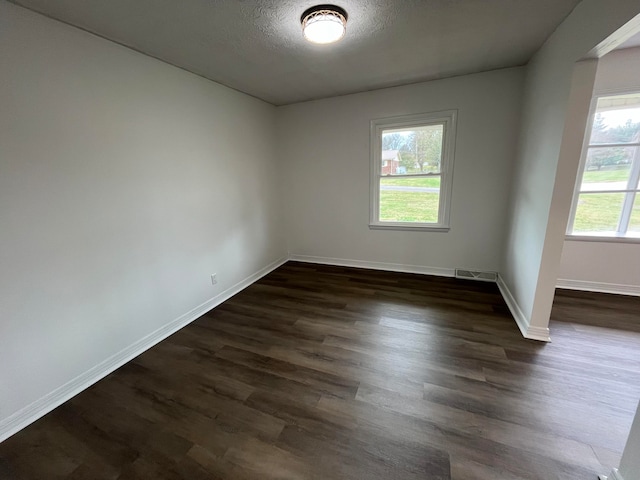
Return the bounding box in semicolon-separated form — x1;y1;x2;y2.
379;177;440;223
381;124;443;175
581;147;635;190
573;193;625;234
628;195;640;235
591;93;640;144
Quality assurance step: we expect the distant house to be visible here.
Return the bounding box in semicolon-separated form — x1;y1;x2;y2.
381;150;401;175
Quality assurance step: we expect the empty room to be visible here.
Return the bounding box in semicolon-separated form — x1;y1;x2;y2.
1;1;640;479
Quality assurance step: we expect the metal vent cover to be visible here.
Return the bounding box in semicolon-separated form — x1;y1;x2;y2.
455;269;497;282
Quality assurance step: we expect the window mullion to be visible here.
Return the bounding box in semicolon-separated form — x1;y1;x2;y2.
588;142;640;149
627;146;640;190
618;147;640;234
618;192;635;236
380;173;441;178
579;189;640;194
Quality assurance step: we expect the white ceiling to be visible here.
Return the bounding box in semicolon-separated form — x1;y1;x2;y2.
11;0;582;105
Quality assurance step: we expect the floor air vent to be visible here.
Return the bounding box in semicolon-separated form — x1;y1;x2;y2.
455;269;497;282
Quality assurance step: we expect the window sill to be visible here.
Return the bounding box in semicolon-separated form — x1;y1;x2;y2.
369;223;450;232
565;235;640;245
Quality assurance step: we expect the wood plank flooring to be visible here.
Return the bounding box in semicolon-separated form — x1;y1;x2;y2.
1;261;639;479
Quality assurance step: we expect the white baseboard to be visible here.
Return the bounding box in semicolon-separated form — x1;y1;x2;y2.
0;255;288;443
556;278;640;297
599;468;625;480
496;275;551;342
289;254;456;277
292;255;551;342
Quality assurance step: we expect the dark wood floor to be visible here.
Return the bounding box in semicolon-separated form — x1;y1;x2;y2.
1;262;639;479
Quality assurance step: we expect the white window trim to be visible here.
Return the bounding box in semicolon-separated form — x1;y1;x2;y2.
567;91;640;242
565;235;640;244
369;110;457;231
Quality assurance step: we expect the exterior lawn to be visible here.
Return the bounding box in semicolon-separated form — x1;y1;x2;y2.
377;168;639;233
380;176;441;188
574;193;624;232
379;176;440;222
380;190;439;222
574;166;638;234
582;166;630;183
633;201;640;233
574;192;640;234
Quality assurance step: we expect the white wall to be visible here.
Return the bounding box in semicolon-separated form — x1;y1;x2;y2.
559;241;640;295
500;1;640;338
279;68;524;275
559;47;640;296
0;1;286;437
618;401;640;480
594;47;640;94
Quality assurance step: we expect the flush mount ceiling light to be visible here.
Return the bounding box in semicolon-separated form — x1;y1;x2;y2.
301;5;348;44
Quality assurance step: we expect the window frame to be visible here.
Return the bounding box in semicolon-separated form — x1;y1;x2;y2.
369;110;457;231
567;91;640;242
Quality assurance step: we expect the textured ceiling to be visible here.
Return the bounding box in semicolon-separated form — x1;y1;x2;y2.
11;0;582;105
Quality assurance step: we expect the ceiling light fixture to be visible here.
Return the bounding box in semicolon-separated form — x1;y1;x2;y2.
301;5;348;45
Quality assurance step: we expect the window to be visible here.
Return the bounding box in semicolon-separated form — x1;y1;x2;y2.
370;111;457;231
568;93;640;239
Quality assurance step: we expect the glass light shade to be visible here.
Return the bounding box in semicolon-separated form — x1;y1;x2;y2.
302;9;346;44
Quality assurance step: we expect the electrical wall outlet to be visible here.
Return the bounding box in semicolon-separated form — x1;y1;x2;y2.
211;273;217;285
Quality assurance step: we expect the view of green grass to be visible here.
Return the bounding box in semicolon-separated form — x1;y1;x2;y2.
380;176;441;188
379;176;440;222
378;168;639;230
380;191;439;222
630;199;640;233
582;166;630;183
573;193;624;232
573;166;639;233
